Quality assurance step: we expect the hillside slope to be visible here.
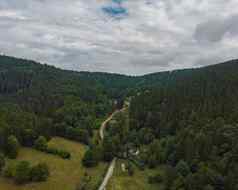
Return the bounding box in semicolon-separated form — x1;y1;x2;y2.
1;55;238;190
127;60;238;189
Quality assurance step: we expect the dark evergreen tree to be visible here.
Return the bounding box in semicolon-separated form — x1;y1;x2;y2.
6;135;19;159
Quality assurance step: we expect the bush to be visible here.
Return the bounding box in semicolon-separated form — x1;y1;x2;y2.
2;163;16;178
176;160;190;177
33;136;70;159
46;147;71;159
204;185;215;190
0;153;5;171
2;161;50;184
82;149;98;167
148;172;163;184
58;149;71;159
75;172;91;190
45;147;58;154
147;154;157;169
34;136;48;151
14;161;31;184
30;163;49;182
6;135;19;159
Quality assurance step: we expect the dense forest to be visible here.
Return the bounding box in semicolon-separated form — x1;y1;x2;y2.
128;60;238;190
0;55;238;189
83;59;238;190
0;55;116;150
0;55;120;184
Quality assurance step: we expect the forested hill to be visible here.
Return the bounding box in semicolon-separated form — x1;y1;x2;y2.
79;59;238;93
1;55;238;125
1;55;237;101
131;58;238;128
1;55;238;189
127;59;238;190
0;55;117;155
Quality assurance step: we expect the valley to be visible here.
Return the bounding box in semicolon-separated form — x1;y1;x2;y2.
0;55;238;190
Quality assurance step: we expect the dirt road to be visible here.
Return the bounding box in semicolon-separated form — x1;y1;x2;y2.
98;108;125;190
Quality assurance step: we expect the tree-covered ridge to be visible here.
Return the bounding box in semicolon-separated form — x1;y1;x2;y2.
130;59;238;134
129;60;238;189
0;55;115;164
1;55;238;189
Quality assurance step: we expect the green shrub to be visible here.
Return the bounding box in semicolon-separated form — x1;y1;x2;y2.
46;147;71;159
82;149;98;167
30;162;49;182
6;135;19;159
3;161;50;184
58;149;71;159
148;172;163;184
175;160;190;177
0;153;5;171
2;163;16;178
14;161;31;184
34;136;48;151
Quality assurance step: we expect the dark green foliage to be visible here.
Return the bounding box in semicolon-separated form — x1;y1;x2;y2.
126;162;134;176
102;111;131;161
33;136;70;159
1;55;238;189
14;161;31;184
102;137;116;162
2;163;16;178
82;143;102;168
34;136;71;159
0;153;5;171
171;175;185;190
204;185;215;190
34;136;48;151
148;172;163;184
164;166;178;190
6;135;19;159
75;172;92;190
0;55;118;158
82;149;98;168
128;60;238;189
3;161;50;184
30;163;49;182
175;160;190;177
45;147;71;159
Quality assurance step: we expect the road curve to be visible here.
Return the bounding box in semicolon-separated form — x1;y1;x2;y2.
98;108;125;190
99;110;119;140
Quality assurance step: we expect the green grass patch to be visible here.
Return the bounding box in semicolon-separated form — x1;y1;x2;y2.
107;159;164;190
0;137;107;190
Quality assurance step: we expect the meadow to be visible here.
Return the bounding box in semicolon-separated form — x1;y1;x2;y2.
0;137;107;190
107;160;164;190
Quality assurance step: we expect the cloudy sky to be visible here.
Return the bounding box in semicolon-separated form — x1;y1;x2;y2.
0;0;238;75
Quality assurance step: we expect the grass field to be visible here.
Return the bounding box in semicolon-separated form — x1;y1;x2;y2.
0;137;107;190
107;160;164;190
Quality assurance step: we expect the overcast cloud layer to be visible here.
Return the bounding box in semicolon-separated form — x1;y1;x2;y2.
0;0;238;75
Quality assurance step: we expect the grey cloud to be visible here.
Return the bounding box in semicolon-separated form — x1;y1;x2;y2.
0;0;238;75
194;19;227;43
194;14;238;43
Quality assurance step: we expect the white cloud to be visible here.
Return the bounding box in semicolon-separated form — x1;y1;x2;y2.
0;0;238;75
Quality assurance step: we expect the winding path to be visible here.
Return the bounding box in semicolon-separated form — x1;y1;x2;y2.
99;110;120;140
98;157;117;190
98;108;124;190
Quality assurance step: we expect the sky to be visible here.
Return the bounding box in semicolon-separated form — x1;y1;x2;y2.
0;0;238;75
